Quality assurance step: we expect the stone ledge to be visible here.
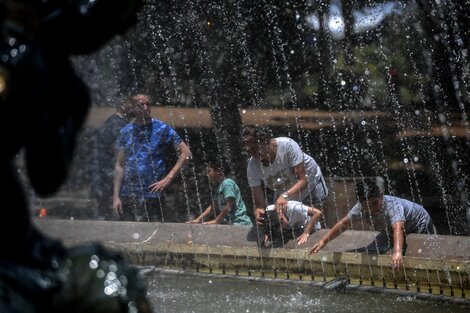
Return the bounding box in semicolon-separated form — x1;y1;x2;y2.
34;218;470;299
35;219;469;261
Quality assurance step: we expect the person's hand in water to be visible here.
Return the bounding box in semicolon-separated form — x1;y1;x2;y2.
391;251;404;270
296;233;309;245
186;217;203;224
309;239;326;254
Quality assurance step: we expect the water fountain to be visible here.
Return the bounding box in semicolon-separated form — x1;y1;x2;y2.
31;0;469;311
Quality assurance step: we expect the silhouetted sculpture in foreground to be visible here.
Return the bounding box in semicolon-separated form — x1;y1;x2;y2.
0;1;151;312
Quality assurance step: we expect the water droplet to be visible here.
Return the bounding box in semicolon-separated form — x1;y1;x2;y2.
104;285;118;296
438;113;446;123
107;272;118;282
132;232;140;239
340;80;346;86
109;264;118;272
418;248;422;254
89;260;99;269
94;269;105;279
403;158;409;163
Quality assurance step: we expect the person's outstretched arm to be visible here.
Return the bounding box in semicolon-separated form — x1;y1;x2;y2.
168;141;192;179
274;162;308;211
204;198;235;225
112;150;125;217
309;216;351;254
391;221;405;270
150;141;192;193
186;205;213;224
296;207;323;245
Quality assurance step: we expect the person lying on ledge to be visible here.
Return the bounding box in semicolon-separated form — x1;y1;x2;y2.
309;177;436;270
263;201;323;248
186;159;252;226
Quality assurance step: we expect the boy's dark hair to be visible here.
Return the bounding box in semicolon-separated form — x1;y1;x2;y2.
262;209;283;247
207;158;231;176
263;208;298;248
355;177;384;201
242;125;273;143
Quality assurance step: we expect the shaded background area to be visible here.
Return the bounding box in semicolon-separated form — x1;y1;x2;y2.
23;0;469;235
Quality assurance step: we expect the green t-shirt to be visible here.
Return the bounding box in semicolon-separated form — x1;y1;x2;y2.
216;178;252;226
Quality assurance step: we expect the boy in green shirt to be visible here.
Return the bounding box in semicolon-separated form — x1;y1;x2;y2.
187;159;252;226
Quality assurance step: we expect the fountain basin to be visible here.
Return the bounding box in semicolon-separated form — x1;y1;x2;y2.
36;219;470;305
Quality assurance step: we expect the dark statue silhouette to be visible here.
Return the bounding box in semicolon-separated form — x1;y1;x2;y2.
0;1;151;312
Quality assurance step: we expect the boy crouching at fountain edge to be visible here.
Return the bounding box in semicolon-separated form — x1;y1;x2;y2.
186;159;253;226
309;177;436;270
262;201;323;248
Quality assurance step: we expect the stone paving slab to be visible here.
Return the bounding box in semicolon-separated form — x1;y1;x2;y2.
406;233;470;260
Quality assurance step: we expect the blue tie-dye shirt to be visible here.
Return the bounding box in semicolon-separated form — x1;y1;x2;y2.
117;118;182;198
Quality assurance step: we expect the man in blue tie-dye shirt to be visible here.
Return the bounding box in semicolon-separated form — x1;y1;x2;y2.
113;94;192;222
